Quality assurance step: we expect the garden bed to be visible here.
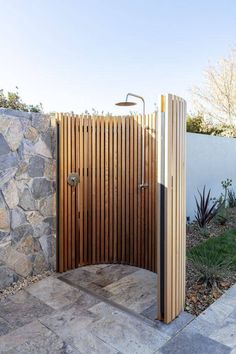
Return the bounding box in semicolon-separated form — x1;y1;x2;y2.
185;208;236;316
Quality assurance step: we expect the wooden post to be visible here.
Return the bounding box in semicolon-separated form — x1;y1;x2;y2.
157;94;187;323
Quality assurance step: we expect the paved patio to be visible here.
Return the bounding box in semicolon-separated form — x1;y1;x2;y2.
0;264;236;353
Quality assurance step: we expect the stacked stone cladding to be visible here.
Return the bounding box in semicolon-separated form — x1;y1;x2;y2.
0;108;56;288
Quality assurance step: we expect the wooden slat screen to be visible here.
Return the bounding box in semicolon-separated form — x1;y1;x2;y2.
157;94;186;323
57;113;157;273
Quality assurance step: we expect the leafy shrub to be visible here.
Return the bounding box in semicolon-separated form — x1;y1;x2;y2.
188;246;232;287
195;186;218;228
221;179;232;207
0;87;42;112
187;114;236;137
228;189;236;208
215;206;228;225
187;115;204;133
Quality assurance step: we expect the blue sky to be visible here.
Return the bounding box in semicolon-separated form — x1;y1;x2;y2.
0;0;235;114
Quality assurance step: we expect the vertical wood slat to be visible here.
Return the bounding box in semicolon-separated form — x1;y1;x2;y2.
172;98;177;318
129;116;134;266
63;114;68;271
152;112;157;272
144;114;149;269
92;117;96;264
137;114;142;267
148;114;152;271
121;116;126;262
58;114;64;272
100;118;105;262
71;116;76;269
117;117;122;261
153;112;157;273
83;118;88;264
165;95;173;323
109;117;113;262
75;116;80;267
141;114;145;269
133;116;138;266
178;98;182;314
183;100;187;309
87;117;92;264
79;117;84;265
67;114;72;270
96;117;101;263
113;117;118;262
125;118;130;263
105;117;109;262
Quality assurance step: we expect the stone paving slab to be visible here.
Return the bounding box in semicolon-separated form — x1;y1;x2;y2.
0;320;80;354
0;316;14;336
26;276;82;310
182;283;236;353
65;328;119;354
104;268;157;314
0;267;236;353
0;290;54;329
158;330;231;354
88;302;169;353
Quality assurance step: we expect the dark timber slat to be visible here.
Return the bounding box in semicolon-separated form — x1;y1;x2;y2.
63;114;68;271
83;118;88;264
92;117;96;264
144;113;149;269
137;114;142;268
129;116;134;266
121;116;126;263
58;114;64;272
71;116;76;269
79;117;84;265
117;117;122;261
105;117;109;263
125;117;130;263
96;117;101;263
113;117;118;262
75;116;79;267
87;117;92;264
109;117;114;262
100;118;105;262
67;114;72;269
133;116;138;266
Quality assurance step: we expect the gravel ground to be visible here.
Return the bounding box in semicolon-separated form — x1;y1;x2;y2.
0;271;52;302
185;207;236;316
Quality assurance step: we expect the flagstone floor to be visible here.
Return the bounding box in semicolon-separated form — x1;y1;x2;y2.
0;264;235;353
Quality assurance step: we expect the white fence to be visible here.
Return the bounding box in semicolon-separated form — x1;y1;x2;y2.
186;132;236;220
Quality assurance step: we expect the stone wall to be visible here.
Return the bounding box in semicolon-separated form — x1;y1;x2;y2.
0;108;56;289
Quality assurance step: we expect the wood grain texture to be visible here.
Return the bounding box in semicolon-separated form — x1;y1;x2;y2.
156;95;187;324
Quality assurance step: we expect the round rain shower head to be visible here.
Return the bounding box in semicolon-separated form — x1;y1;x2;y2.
115;101;137;107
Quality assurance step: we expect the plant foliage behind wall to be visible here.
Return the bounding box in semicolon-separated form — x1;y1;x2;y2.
0;87;42;112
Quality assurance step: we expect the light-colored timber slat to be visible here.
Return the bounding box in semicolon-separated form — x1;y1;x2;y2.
57;95;186;324
157;94;186;324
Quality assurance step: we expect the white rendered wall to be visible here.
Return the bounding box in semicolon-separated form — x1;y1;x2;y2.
186;133;236;221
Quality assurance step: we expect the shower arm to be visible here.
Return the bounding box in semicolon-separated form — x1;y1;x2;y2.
126;93;148;189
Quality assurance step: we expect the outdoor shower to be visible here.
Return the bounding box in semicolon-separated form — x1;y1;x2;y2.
115;93;148;189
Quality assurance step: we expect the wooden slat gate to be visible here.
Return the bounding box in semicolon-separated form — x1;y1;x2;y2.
56;94;186;323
